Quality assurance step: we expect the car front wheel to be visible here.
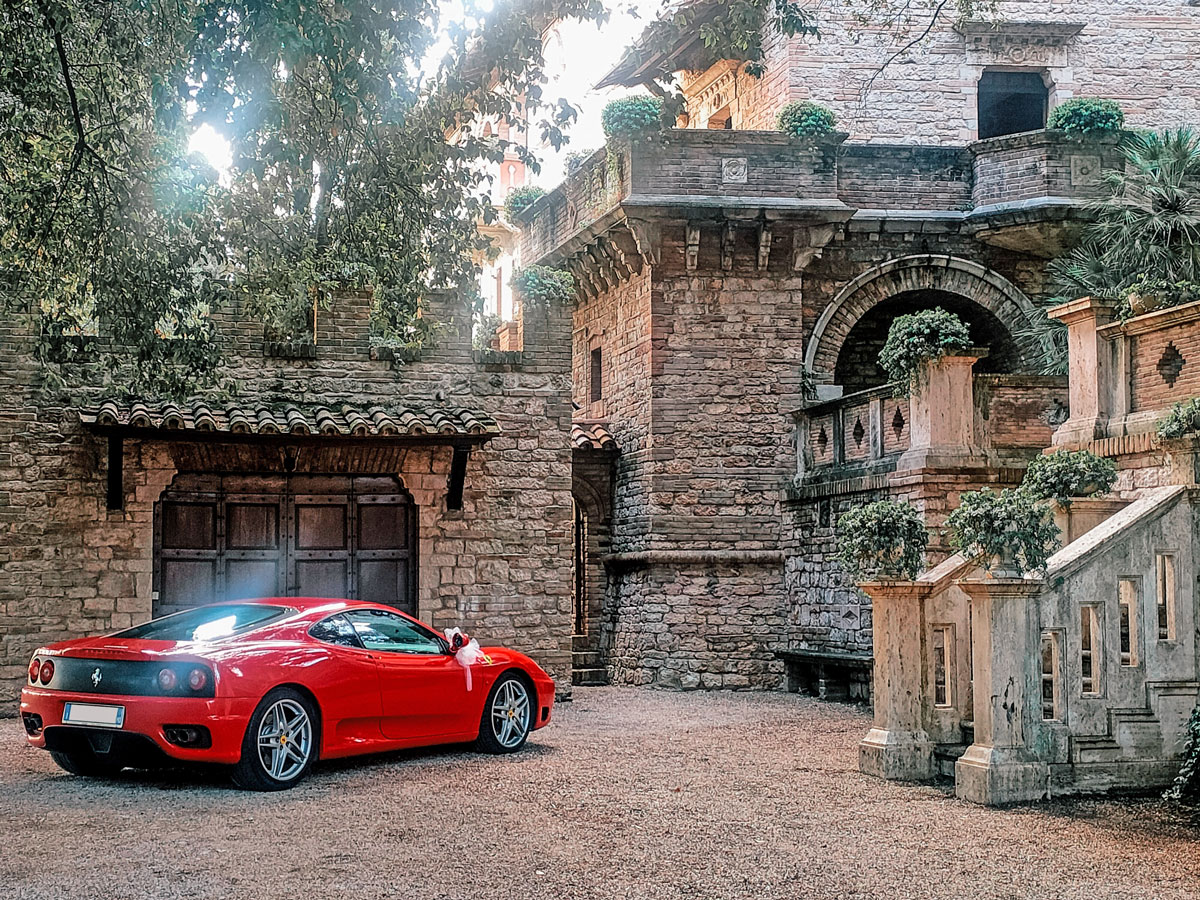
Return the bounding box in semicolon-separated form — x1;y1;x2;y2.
475;673;533;754
232;687;318;791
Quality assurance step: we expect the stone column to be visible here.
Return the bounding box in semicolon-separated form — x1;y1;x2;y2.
1048;297;1118;446
954;575;1049;805
858;581;935;781
897;351;986;470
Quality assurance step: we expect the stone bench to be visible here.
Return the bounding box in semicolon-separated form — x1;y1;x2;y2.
775;649;872;703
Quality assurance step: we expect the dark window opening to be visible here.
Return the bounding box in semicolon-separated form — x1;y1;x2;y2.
978;71;1048;140
590;347;603;402
708;105;733;130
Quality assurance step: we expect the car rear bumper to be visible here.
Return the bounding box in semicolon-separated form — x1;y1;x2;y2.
20;687;256;765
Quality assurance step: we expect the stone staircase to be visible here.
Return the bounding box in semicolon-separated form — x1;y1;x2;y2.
571;634;608;687
933;722;974;781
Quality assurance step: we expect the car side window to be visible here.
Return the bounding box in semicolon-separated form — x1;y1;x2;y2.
344;609;445;655
309;613;364;649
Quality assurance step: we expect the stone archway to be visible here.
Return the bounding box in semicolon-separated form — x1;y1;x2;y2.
804;255;1044;383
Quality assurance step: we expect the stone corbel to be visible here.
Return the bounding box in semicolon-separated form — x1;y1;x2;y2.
566;259;599;300
685;224;701;271
583;244;612;293
792;223;838;272
586;242;617;290
608;229;644;277
721;222;736;271
623;216;661;267
757;222;772;271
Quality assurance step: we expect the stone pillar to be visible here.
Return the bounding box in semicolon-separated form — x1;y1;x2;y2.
954;576;1049;805
1048;297;1118;446
858;581;936;781
897;351;986;470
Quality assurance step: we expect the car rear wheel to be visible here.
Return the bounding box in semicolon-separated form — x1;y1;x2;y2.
475;673;532;754
232;688;318;791
49;748;124;778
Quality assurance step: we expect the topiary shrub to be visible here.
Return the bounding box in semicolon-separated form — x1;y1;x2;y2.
836;500;928;581
776;101;836;138
877;307;972;395
503;186;546;221
1022;450;1118;507
945;487;1060;575
1165;703;1200;804
1157;397;1200;439
601;96;666;143
511;265;574;306
1047;98;1125;136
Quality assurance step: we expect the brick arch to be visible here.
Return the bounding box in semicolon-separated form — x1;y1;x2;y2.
804;255;1042;379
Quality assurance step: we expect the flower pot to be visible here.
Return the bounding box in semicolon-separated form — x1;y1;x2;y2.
1126;292;1169;315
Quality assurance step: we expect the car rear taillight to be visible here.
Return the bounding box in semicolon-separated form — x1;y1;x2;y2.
157;668;177;692
186;667;208;692
38;660;54;685
29;658;40;683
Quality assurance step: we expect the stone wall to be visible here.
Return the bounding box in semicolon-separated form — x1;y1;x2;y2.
676;2;1200;143
0;292;575;707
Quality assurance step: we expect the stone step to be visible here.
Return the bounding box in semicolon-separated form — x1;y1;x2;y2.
572;667;609;687
572;650;604;668
571;634;591;652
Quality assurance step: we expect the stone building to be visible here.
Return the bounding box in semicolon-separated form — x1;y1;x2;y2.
514;0;1200;693
0;291;577;706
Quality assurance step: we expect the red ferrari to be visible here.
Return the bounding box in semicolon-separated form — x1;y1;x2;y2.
19;598;555;790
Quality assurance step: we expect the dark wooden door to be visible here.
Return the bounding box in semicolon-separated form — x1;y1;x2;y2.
155;475;415;617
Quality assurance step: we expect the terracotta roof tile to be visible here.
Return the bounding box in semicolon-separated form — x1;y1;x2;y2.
571;421;618;451
81;399;500;440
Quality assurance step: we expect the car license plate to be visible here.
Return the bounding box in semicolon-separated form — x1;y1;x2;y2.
62;702;125;729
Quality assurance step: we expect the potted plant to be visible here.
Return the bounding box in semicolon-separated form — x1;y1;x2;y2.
836;499;928;581
1046;98;1125;137
503;186;547;222
776;101;836;138
1157;397;1200;439
945;487;1060;576
1021;449;1117;507
877;307;972;396
601;96;668;144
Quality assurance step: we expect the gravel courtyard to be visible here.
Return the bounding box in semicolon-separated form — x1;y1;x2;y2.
1;687;1197;900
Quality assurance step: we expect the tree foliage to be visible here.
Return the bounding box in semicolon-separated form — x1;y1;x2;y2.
0;0;606;397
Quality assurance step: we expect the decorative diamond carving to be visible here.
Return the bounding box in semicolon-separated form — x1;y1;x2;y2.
892;406;906;439
1158;342;1186;387
853;417;865;447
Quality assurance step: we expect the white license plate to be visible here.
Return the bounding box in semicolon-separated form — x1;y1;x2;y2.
62;702;125;729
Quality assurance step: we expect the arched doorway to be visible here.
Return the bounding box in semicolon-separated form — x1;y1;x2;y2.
833;289;1022;393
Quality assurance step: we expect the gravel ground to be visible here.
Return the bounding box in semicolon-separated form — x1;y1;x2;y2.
1;687;1198;900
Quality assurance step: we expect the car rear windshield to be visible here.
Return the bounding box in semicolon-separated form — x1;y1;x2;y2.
113;604;291;642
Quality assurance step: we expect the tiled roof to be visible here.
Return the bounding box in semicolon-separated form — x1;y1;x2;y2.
571;421;618;451
80;399;500;439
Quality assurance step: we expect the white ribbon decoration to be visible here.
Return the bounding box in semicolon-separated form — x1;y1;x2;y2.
444;627;485;691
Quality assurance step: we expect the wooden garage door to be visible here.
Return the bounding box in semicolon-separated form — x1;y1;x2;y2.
154;475;415;618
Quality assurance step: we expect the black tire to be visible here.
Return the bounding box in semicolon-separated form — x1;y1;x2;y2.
474;672;534;755
231;687;319;791
49;748;124;778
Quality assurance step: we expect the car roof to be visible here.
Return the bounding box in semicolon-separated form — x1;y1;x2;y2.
231;597;395;617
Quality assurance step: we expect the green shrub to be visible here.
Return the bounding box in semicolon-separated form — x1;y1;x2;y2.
1165;703;1200;804
776;101;836;138
1047;98;1125;136
503;186;546;221
836;500;928;581
1022;450;1117;507
877;307;972;395
1120;275;1200;319
945;488;1060;575
1157;397;1200;439
601;96;666;142
511;265;574;306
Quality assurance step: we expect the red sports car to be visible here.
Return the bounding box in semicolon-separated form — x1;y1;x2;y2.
19;598;555;790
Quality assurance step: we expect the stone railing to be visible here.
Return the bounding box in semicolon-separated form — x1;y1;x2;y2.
796;365;1068;481
519;129;1128;266
1051;296;1200;448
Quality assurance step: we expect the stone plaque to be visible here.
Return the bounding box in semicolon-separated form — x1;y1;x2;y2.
722;157;748;184
1071;155;1102;187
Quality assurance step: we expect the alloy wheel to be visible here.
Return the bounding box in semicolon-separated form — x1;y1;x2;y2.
490;679;531;749
256;697;313;782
